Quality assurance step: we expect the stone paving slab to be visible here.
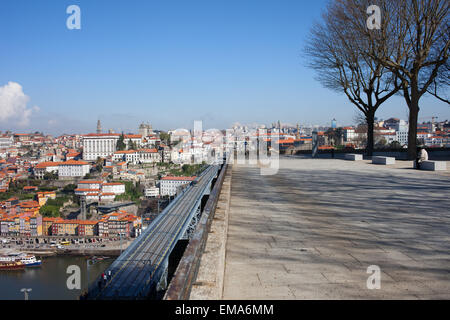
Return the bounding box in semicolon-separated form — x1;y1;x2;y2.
222;158;450;299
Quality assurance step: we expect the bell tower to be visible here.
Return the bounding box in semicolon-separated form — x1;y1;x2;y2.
97;119;102;134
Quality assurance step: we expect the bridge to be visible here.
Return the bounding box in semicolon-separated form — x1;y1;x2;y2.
85;164;221;300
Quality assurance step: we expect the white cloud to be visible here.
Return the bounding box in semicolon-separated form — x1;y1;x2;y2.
0;81;38;127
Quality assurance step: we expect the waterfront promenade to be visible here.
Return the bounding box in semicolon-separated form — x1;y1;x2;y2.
223;158;450;299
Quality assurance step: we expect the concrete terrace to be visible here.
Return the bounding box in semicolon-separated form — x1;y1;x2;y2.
222;157;450;299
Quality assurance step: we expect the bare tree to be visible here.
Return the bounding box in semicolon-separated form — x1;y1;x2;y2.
345;0;450;159
353;111;367;126
426;61;450;104
304;0;400;156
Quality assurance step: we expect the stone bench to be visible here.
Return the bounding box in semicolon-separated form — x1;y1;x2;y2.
372;156;395;165
345;154;363;161
415;160;447;171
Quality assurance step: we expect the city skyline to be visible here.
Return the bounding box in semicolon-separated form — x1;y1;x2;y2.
0;0;448;304
0;0;449;135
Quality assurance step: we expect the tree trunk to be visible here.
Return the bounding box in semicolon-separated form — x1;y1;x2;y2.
366;111;375;157
407;101;419;160
407;91;420;160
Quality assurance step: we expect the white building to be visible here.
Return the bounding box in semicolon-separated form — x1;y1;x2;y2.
137;149;161;163
425;135;446;147
170;149;193;164
144;186;160;198
342;127;356;143
417;131;432;144
0;136;13;149
76;180;103;191
85;192;100;202
100;193;116;202
75;180;125;201
33;161;60;179
384;118;409;146
102;182;126;195
82;133;120;161
170;129;191;143
145;136;160;147
113;150;138;163
159;176;196;197
374;127;397;145
395;130;409;146
112;148;161;164
124;134;143;149
58;160;90;178
79;191;116;202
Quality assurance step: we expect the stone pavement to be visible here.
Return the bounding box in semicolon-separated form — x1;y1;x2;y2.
222;158;450;299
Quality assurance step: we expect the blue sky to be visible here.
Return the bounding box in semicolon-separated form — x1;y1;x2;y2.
0;0;448;135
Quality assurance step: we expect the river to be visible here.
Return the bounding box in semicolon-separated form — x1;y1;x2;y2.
0;255;113;300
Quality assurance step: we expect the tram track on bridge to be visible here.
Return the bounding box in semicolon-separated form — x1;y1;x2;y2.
120;172;210;297
98;190;189;298
90;165;218;299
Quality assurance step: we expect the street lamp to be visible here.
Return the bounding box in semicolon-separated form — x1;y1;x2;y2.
20;288;32;300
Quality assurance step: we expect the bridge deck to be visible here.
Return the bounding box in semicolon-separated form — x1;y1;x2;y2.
223;158;450;299
88;165;219;299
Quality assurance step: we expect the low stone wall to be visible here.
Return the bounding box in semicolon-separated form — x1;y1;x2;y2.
189;166;232;299
289;148;450;160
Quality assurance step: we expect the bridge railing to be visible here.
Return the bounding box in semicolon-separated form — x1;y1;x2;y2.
164;162;228;300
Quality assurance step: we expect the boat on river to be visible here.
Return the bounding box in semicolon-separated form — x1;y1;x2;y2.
0;261;25;270
19;255;42;267
0;253;41;267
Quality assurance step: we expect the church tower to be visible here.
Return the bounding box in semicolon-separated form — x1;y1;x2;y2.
97;120;102;134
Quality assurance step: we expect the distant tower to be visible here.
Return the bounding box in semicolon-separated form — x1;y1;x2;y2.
139;122;152;137
139;123;146;137
97;120;102;134
331;118;337;129
296;123;300;139
278;120;281;131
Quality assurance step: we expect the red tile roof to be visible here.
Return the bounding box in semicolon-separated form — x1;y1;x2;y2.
35;161;61;169
124;134;142;139
60;160;89;166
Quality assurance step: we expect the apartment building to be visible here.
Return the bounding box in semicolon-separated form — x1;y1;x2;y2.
58;160;90;178
82;133;120;161
112;148;161;164
159;176;196;197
